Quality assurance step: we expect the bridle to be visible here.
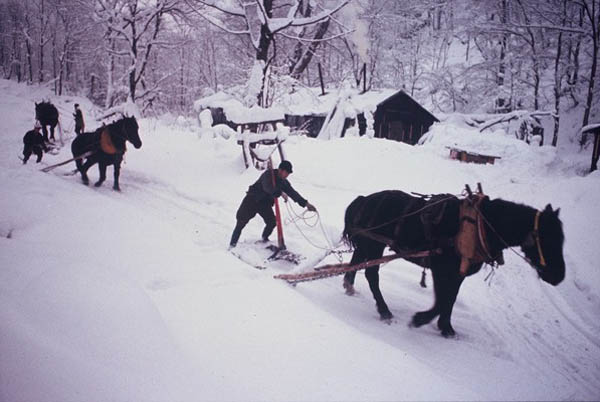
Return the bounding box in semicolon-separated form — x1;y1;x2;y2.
528;210;547;268
476;204;548;272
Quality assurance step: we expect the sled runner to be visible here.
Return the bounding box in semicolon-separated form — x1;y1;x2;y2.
230;240;306;270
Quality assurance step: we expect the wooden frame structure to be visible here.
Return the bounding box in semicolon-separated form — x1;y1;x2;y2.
236;121;286;169
447;147;501;165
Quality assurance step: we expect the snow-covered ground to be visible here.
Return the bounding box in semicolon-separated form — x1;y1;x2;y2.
1;78;599;401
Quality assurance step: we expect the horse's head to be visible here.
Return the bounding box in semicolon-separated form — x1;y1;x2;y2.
122;116;142;149
521;204;565;286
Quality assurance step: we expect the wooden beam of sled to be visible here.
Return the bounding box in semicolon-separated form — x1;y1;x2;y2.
40;151;93;173
274;250;437;284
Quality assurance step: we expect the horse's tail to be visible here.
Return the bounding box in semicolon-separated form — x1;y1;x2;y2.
343;195;366;247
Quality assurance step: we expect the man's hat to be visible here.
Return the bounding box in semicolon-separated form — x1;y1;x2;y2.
74;103;79;108
278;160;293;173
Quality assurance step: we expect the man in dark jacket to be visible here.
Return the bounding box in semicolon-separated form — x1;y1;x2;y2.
74;103;85;135
22;121;48;164
229;160;316;248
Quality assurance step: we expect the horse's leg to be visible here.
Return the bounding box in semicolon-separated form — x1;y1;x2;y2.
350;241;389;319
112;156;123;191
435;264;465;338
365;264;393;320
34;147;43;163
41;126;49;142
75;156;84;173
343;246;369;295
22;146;32;164
95;162;107;187
411;257;465;337
50;124;55;140
411;259;444;329
79;155;98;185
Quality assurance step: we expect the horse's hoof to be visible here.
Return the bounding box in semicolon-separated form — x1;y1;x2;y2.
411;312;432;328
438;321;456;337
343;280;355;296
82;179;89;185
113;186;121;192
379;311;393;321
441;328;456;338
94;182;103;187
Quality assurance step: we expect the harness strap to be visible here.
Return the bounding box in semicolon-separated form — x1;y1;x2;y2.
476;205;495;262
534;211;547;267
347;227;396;249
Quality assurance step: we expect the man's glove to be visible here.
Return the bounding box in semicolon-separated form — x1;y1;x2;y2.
306;202;317;212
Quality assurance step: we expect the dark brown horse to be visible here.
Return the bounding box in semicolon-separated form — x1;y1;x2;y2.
35;101;59;141
343;190;565;337
71;116;142;191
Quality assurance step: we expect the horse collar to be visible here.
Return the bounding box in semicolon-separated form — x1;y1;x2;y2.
456;194;502;275
100;129;124;155
533;211;547;268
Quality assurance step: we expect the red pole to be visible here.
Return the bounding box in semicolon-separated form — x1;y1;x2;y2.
269;157;286;250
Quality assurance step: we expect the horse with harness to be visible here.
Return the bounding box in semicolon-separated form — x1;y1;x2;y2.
276;184;566;338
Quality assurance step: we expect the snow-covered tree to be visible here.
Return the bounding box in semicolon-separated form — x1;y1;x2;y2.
93;0;184;106
184;0;351;106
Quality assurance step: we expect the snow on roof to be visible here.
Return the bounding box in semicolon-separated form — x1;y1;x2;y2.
581;123;600;133
193;92;285;124
280;87;398;116
193;87;436;124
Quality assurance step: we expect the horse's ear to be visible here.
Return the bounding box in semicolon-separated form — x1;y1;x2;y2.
554;208;560;217
544;204;553;213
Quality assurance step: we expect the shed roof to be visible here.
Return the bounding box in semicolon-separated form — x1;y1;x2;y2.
376;90;439;122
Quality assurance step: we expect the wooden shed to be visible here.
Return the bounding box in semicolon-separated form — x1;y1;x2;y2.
371;90;439;145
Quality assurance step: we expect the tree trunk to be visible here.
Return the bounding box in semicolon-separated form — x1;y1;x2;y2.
105;36;115;108
496;0;509;112
567;7;583;105
581;0;599;145
52;33;58;94
552;0;567;147
290;19;330;79
25;33;33;84
38;0;45;84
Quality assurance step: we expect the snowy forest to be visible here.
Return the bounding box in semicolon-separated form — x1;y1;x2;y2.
0;0;598;140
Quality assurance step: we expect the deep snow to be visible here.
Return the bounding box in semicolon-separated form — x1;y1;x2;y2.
1;79;599;401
